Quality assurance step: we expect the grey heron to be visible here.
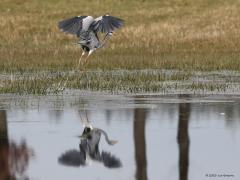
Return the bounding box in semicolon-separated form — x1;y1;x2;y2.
79;126;118;148
78;112;118;147
58;126;121;168
58;15;124;66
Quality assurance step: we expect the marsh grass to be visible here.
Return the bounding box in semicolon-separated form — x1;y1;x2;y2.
0;70;190;94
0;70;239;94
1;0;240;94
1;0;240;72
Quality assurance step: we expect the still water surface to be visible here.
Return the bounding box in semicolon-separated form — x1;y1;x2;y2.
0;93;240;180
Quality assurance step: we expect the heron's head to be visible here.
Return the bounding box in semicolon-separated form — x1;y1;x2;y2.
79;127;92;140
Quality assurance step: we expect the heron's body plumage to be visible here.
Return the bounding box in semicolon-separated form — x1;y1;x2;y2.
78;31;100;52
81;16;95;31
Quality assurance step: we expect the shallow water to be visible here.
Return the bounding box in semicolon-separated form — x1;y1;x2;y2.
0;93;240;180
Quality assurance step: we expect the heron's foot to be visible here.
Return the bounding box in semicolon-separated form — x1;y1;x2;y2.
77;61;82;68
77;61;87;72
77;59;85;69
84;57;91;65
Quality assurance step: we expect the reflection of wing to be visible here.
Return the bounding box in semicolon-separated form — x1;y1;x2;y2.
58;149;122;168
58;149;84;167
90;15;124;33
101;151;122;168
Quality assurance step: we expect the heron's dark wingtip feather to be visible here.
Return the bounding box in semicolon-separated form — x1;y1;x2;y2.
57;16;87;36
58;149;82;167
101;151;122;168
108;16;124;31
58;18;71;29
91;15;125;33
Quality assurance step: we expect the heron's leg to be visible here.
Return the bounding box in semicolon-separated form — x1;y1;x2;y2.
78;51;86;66
84;50;94;64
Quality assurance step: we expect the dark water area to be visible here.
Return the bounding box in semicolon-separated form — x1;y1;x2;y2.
0;93;240;180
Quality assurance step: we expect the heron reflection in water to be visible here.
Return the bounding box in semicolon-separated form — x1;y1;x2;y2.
58;112;121;168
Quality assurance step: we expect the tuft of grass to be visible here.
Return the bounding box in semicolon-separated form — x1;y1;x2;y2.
188;82;228;92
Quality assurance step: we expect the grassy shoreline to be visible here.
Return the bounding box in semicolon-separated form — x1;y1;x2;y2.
0;69;239;94
1;0;240;94
1;0;240;72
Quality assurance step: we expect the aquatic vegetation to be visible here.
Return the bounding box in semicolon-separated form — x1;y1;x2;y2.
0;70;239;94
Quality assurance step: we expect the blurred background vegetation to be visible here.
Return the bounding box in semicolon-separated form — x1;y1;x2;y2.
0;0;240;72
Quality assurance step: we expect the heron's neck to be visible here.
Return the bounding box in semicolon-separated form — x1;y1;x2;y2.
96;128;112;145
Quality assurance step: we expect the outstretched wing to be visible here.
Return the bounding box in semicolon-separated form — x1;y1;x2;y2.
58;149;83;167
90;15;124;33
58;16;94;37
101;151;122;168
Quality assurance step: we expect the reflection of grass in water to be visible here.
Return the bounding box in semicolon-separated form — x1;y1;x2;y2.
0;0;240;72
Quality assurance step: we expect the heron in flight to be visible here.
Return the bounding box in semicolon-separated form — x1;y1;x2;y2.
58;15;124;66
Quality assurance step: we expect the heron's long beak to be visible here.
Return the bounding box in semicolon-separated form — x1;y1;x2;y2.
78;134;88;140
